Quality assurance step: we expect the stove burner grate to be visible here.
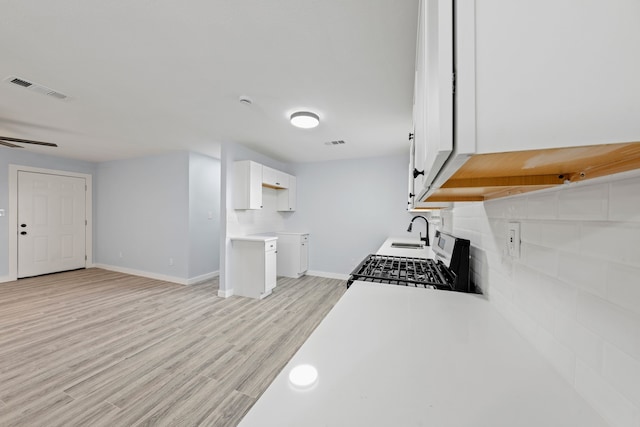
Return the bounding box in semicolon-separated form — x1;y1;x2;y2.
347;254;456;290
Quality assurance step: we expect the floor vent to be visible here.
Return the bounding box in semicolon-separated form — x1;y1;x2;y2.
325;140;346;146
4;76;69;100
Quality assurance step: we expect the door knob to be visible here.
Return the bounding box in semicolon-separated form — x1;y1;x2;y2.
20;231;27;235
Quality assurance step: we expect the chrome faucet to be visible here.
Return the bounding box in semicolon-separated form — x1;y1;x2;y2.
407;215;430;246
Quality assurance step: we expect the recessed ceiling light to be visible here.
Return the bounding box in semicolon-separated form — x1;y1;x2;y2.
288;364;318;389
290;111;319;129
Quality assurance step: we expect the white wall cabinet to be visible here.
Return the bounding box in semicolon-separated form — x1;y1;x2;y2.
277;175;296;212
231;237;277;299
262;166;289;189
276;233;308;278
234;161;296;211
234;160;263;209
411;0;640;203
410;0;454;208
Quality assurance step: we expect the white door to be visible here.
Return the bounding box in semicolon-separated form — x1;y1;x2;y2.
18;171;87;278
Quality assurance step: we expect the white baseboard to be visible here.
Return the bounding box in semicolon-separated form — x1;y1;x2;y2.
306;270;350;281
94;264;218;286
217;288;233;298
186;271;219;285
0;275;13;284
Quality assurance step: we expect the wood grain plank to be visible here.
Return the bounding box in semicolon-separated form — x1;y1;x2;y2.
0;268;346;426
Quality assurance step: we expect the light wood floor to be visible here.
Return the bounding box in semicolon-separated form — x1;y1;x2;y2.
0;268;346;426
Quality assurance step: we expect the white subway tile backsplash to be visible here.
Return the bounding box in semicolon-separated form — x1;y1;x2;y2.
577;292;640;361
575;360;637;427
557;251;607;298
582;224;640;267
553;311;603;372
521;242;558;276
513;265;554;332
526;192;558;220
606;263;640;316
610;176;640;222
558;183;609;220
522;221;581;253
603;343;640;407
449;172;640;423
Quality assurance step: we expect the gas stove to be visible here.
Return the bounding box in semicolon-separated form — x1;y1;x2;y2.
347;231;472;293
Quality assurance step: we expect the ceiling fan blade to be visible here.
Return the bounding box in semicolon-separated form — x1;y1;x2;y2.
0;140;23;148
0;136;57;147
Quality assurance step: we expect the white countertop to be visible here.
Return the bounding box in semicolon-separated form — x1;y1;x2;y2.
229;235;277;242
376;236;435;258
239;282;607;427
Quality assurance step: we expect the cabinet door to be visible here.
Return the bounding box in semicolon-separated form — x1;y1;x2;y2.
277;175;296;211
299;236;309;274
263;166;288;188
234;160;263;209
265;249;277;291
413;0;453;200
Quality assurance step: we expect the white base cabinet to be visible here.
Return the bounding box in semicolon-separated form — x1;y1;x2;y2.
231;237;277;299
276;233;308;278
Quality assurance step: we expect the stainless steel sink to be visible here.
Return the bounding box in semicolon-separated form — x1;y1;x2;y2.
390;242;424;249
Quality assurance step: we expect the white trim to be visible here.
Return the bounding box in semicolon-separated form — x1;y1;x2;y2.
9;165;93;281
0;275;12;284
306;270;350;281
217;288;233;298
94;263;191;285
185;270;219;285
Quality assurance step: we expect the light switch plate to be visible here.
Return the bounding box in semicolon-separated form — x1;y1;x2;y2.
507;222;521;258
0;209;4;217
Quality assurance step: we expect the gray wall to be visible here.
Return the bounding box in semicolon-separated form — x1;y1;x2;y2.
0;147;96;278
188;152;221;277
286;154;420;275
96;152;191;278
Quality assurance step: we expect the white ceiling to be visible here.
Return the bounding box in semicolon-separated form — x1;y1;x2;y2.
0;1;418;163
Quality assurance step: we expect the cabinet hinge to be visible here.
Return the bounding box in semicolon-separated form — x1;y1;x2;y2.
85;255;87;261
85;219;87;225
452;72;456;94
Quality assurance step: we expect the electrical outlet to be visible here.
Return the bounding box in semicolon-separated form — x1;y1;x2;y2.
507;222;520;258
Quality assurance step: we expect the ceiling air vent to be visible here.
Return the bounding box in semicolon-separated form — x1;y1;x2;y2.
324;140;346;146
4;75;69;100
9;77;32;88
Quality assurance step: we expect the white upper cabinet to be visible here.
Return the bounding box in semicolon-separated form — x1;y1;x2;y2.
234;161;296;211
412;0;454;201
277;175;296;211
262;166;289;189
412;0;640;202
234;160;263;210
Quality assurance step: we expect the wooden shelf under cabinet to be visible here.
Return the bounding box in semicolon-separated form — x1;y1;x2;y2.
424;141;640;202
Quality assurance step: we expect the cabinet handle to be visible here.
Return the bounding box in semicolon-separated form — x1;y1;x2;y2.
408;132;414;141
275;182;280;185
413;168;424;179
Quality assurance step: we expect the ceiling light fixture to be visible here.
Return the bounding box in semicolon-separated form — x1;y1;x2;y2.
290;111;319;129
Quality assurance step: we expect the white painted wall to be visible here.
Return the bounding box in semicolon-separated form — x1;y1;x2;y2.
0;147;96;280
443;171;640;427
286;154;424;276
